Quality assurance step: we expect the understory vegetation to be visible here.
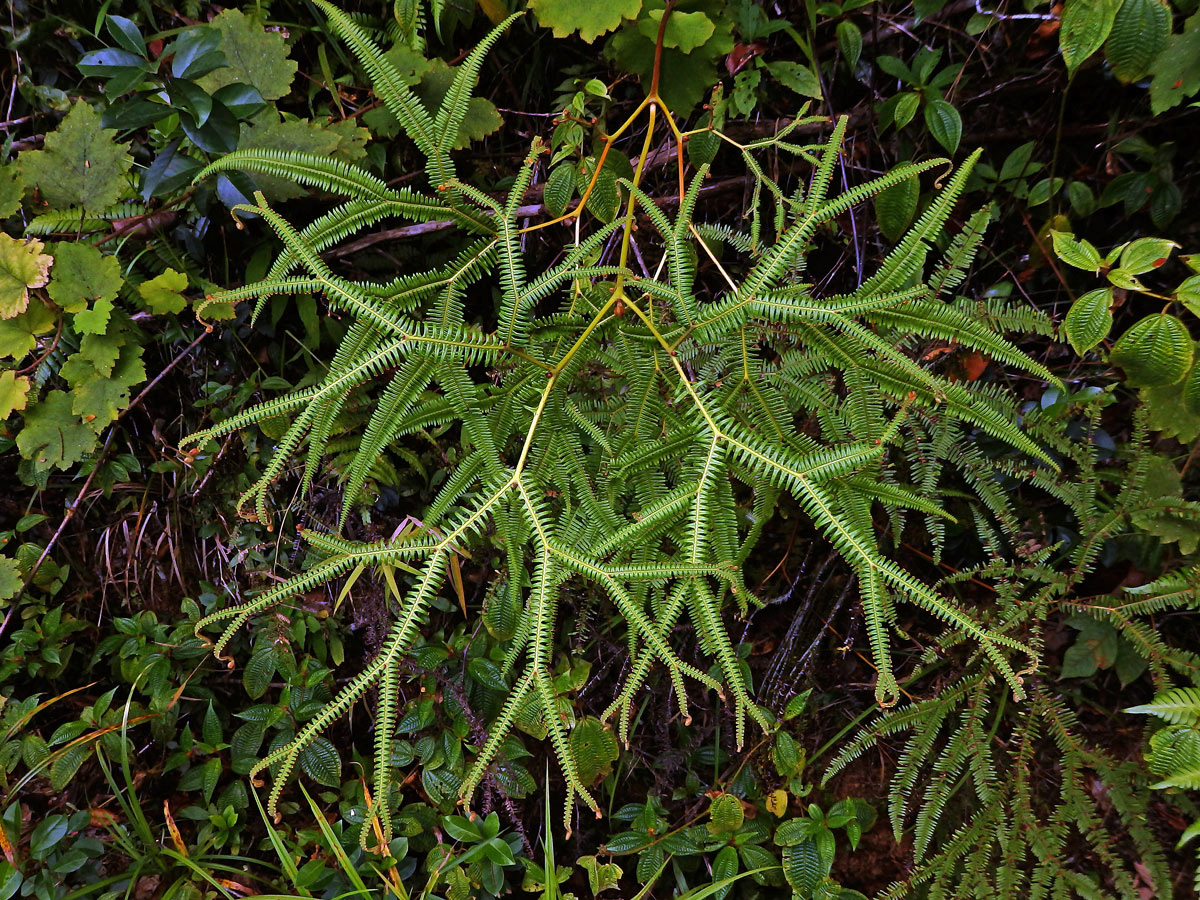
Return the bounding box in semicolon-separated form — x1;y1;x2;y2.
1;1;1199;898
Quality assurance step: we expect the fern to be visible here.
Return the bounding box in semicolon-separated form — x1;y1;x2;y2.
189;6;1062;850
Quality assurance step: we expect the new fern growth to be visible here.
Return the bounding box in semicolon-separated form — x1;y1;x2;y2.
187;3;1054;847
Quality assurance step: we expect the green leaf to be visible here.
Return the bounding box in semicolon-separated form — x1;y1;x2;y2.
1184;360;1200;416
0;558;21;602
875;175;919;243
578;855;623;895
15;391;99;471
1060;614;1118;678
924;99;961;154
1060;0;1120;74
237;112;370;200
18;102;133;211
1064;288;1114;354
138;268;189;314
530;0;642;42
0;165;23;218
414;60;504;150
781;839;823;897
0;299;55;359
569;717;619;784
1142;378;1200;441
1049;230;1102;271
60;340;146;430
46;243;123;314
1111;314;1194;387
0;235;53;319
638;9;714;53
708;792;745;834
1119;237;1177;275
74;297;115;335
30;815;68;859
243;648;278;699
1149;14;1200;114
298;736;342;786
892;92;920;130
544;163;576;218
767;61;823;100
0;370;28;420
838;21;863;70
1104;0;1170;83
196;9;298;101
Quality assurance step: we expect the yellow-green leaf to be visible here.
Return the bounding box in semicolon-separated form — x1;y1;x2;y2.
139;268;189;314
1111;313;1193;387
637;9;715;53
1064;288;1114;354
0;369;30;419
530;0;642;42
0;300;55;359
0;235;53;320
47;243;123;314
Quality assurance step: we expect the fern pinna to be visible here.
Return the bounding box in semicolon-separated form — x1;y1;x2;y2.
187;3;1052;847
824;403;1200;898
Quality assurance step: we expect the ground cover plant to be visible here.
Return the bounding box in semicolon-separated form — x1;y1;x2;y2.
0;1;1199;898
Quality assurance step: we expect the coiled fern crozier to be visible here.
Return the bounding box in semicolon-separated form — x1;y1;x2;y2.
187;2;1055;845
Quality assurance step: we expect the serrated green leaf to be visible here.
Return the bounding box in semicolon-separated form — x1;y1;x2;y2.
578;854;622;895
1064;288;1114;354
60;340;145;430
570;717;619;784
531;0;642;42
875;175;919;243
0;299;55;359
1149;13;1200;114
638;9;714;52
0;166;23;218
46;243;123;314
74;297;115;335
139;268;189;314
1120;237;1177;275
0;558;21;601
1104;0;1170;83
15;391;99;471
0;370;29;420
1111;313;1194;387
544;163;575;218
196;9;298;101
1049;230;1102;271
838;20;862;70
1060;0;1119;74
18;102;133;211
767;61;823;100
298;736;342;786
924;99;961;154
414;60;504;149
708;792;745;834
0;235;53;320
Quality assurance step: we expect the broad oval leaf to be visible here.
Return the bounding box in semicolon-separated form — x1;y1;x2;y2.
298;736;342;786
924;99;961;154
1060;0;1120;74
1111;313;1194;387
543;163;576;219
837;21;863;70
1064;288;1114;354
1105;0;1170;83
875;174;919;242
